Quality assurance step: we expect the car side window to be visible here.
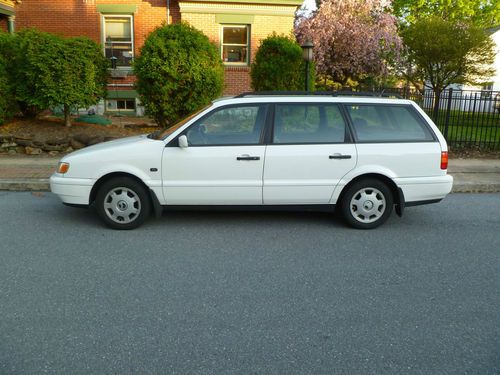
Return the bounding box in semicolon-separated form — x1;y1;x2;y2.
273;103;346;144
346;105;434;142
186;105;265;146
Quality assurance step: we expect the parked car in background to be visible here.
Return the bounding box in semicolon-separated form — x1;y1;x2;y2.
50;93;453;229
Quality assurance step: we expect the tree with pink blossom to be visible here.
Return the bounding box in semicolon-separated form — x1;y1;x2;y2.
295;0;402;89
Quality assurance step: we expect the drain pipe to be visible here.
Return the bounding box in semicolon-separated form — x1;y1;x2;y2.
166;0;170;24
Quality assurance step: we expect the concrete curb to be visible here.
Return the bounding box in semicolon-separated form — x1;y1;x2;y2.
0;179;50;192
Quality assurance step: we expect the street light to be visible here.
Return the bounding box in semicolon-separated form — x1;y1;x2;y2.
301;40;314;92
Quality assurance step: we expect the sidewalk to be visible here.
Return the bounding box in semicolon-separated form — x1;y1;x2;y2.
0;155;499;193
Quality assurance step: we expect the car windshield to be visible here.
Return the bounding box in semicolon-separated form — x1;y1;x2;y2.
148;105;212;140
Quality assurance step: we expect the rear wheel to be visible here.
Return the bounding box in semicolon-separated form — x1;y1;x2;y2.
340;179;393;229
96;177;151;230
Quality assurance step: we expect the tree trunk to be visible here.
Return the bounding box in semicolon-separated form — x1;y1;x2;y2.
432;89;442;122
64;104;71;127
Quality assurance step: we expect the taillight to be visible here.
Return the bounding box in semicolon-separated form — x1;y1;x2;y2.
440;151;448;170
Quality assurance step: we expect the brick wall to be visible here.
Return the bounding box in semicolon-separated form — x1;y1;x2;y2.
14;0;297;97
182;5;296;94
15;0;172;57
0;15;7;32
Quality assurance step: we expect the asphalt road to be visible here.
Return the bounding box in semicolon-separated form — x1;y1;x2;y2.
0;192;499;374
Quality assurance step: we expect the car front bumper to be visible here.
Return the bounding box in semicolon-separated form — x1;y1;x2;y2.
50;174;95;205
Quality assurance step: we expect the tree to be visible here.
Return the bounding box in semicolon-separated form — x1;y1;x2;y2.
13;29;109;127
400;17;495;118
295;0;402;89
134;23;224;127
251;34;314;91
393;0;500;27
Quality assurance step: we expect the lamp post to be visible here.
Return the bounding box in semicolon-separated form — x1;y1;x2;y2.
301;40;314;92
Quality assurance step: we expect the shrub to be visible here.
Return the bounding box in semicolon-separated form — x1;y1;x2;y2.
0;32;17;124
250;34;314;91
13;29;109;126
134;23;224;127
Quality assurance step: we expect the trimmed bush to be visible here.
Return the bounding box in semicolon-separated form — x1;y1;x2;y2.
0;32;17;124
13;29;109;126
134;23;224;127
251;34;314;91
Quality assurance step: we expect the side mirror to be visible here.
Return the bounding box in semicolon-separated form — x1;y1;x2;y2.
178;135;188;149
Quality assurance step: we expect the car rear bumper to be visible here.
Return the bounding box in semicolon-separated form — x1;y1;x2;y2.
50;174;94;205
394;175;453;203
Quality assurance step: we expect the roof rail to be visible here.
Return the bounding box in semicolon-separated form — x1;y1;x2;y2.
234;91;402;99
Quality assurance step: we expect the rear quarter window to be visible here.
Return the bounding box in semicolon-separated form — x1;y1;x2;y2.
346;104;435;142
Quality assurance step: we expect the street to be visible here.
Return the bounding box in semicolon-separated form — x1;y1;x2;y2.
0;192;499;374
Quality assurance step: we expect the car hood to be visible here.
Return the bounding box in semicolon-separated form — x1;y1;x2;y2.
63;135;149;160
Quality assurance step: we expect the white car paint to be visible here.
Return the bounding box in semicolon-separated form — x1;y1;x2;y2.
50;95;453;225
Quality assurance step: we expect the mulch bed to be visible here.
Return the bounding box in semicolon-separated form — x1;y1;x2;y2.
1;117;158;143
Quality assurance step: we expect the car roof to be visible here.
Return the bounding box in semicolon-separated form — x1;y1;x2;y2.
212;95;414;107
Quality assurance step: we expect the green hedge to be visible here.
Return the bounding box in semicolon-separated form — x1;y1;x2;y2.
251;34;314;92
134;23;224;127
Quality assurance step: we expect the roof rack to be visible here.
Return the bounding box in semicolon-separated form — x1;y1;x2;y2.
234;91;402;99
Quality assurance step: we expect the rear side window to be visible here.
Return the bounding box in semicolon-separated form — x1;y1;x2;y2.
346;105;434;142
273;103;347;144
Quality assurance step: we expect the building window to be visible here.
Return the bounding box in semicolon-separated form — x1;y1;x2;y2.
106;99;136;112
221;25;249;65
103;16;134;68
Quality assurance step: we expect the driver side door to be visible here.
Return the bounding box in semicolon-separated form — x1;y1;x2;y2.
161;104;268;205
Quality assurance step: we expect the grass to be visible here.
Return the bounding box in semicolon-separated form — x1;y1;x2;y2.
425;109;500;149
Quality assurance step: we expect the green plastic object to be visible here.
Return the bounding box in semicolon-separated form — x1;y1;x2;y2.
75;115;112;126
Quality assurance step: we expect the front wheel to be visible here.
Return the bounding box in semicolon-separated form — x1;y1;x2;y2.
340;179;393;229
96;177;151;230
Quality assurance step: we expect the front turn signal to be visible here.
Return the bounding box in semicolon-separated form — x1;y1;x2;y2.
57;162;70;174
440;151;448;170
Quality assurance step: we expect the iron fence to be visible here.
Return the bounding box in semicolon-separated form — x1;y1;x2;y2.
382;88;500;150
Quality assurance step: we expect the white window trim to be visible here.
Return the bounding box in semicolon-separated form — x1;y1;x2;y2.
220;24;250;66
101;14;134;70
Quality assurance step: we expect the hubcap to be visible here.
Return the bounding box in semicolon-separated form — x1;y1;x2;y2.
103;187;141;224
350;187;386;224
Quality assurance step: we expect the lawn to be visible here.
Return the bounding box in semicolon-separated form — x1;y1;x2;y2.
424;109;500;149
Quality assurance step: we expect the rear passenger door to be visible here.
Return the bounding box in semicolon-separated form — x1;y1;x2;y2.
263;103;357;205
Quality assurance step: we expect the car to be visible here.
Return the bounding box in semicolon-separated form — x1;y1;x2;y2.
50;92;453;230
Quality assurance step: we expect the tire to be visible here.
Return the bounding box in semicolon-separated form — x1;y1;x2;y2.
340;178;394;229
96;177;151;230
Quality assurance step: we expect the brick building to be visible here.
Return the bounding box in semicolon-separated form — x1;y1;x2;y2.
0;0;19;32
9;0;301;115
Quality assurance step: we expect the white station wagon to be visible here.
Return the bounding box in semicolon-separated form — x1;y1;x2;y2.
50;93;453;229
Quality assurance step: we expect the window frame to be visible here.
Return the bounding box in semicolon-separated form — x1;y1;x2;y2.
179;103;269;147
269;103;353;145
105;99;136;112
101;14;134;69
343;103;438;144
220;24;250;66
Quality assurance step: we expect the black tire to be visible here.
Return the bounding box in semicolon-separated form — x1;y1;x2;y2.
340;178;393;229
95;177;151;230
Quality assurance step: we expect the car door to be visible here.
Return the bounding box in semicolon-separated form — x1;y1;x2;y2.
161;104;268;205
263;102;357;205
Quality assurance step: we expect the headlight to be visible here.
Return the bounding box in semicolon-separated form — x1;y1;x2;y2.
57;162;70;174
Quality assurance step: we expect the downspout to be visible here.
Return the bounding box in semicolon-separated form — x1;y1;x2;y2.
7;15;15;34
166;0;170;24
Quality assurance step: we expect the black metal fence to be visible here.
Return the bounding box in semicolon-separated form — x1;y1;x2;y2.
383;88;500;150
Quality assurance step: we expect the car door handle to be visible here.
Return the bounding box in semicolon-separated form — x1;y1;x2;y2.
329;154;352;159
237;155;260;161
